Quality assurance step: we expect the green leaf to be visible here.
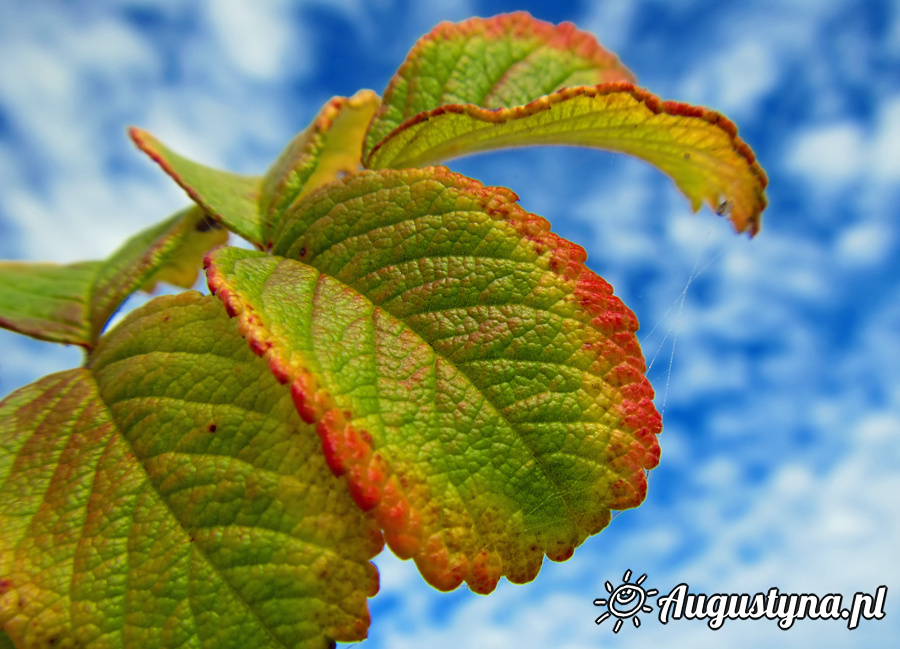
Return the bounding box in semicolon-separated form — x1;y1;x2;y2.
0;260;100;348
362;12;767;235
140;212;228;293
0;207;227;349
89;206;228;332
130;128;265;247
133;91;381;251
206;167;661;594
367;84;768;235
0;293;381;648
261;90;381;233
363;12;635;153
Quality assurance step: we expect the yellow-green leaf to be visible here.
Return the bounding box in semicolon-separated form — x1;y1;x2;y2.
0;260;100;348
140;213;228;292
366;83;768;235
261;90;381;229
133;91;381;251
0;293;381;648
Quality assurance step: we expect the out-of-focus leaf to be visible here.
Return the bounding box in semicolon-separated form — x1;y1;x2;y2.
0;293;381;648
130;128;265;247
133;91;380;252
363;11;635;153
0;207;227;349
261;90;380;235
90;206;227;329
366;84;768;234
0;260;100;348
206;167;661;594
140;213;228;292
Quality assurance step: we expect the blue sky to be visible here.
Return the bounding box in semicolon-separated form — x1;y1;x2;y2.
1;0;898;647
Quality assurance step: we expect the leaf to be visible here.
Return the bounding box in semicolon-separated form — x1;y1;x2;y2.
205;167;661;594
368;83;767;235
90;206;228;332
362;11;767;235
363;12;635;153
140;213;228;292
133;91;381;251
0;292;381;648
0;260;100;348
261;90;381;232
130;127;266;247
0;207;226;349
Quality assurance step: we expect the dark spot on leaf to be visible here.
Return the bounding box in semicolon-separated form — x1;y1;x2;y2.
716;198;734;217
683;152;691;160
299;246;307;258
207;423;217;433
195;214;221;232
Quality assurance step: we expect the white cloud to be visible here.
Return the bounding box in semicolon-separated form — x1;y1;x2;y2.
871;95;900;181
785;121;867;184
579;0;639;55
786;94;900;193
204;0;299;80
835;221;894;267
679;39;778;117
0;332;84;399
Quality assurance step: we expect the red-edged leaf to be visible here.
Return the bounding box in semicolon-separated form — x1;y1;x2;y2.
205;167;661;593
130;128;265;247
364;11;635;152
366;83;768;235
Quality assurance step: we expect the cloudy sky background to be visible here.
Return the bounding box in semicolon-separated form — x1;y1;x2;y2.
1;0;898;647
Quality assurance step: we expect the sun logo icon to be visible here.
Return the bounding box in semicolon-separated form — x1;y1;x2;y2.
594;570;658;633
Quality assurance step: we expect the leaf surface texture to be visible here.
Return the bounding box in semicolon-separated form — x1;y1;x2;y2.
0;293;381;648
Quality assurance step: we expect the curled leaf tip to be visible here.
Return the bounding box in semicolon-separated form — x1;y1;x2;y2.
368;82;768;235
